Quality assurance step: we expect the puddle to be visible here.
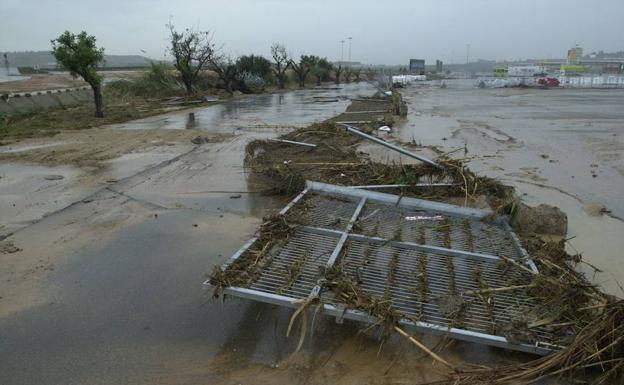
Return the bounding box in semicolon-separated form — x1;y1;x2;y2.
109;83;375;132
0;141;71;153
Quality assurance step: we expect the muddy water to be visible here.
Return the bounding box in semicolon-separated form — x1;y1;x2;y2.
110;83;375;132
396;81;624;296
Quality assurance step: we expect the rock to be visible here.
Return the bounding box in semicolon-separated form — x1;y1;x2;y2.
511;203;568;236
191;136;212;145
44;174;64;181
0;240;21;254
230;194;242;199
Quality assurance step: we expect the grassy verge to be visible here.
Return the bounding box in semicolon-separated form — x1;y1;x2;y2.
0;90;215;141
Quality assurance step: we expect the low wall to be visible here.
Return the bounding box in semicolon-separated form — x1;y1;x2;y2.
0;87;93;114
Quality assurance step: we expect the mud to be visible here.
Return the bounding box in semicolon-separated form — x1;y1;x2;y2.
0;82;590;384
396;81;624;296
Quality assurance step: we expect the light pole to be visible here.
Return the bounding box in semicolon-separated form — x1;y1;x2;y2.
347;37;352;63
340;40;345;62
466;43;471;65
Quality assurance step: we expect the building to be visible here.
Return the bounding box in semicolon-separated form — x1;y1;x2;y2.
409;59;425;75
567;46;583;64
435;60;443;73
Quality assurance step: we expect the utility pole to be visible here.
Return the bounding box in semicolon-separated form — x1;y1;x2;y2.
466;43;471;64
347;37;352;63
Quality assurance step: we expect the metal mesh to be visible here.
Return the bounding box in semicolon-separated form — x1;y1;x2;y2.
215;186;559;354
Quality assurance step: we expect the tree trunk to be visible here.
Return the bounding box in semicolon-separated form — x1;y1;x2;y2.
92;83;104;118
316;77;321;86
184;82;193;95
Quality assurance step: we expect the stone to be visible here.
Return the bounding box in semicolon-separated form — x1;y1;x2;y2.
511;203;568;236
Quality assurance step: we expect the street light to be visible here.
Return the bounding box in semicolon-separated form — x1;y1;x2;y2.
340;40;345;62
347;37;352;63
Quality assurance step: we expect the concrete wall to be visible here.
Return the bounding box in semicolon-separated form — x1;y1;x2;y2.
0;87;93;114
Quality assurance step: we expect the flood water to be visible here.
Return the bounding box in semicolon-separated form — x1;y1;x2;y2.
111;82;376;132
0;80;609;385
396;80;624;296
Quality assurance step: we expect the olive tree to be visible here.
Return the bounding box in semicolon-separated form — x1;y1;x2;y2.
334;64;343;85
209;56;242;95
167;22;215;95
290;55;317;87
236;55;272;92
270;43;290;89
236;55;272;80
51;31;105;117
310;58;333;86
344;66;354;83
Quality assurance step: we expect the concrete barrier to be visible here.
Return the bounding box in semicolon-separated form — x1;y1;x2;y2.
0;98;16;113
0;87;93;113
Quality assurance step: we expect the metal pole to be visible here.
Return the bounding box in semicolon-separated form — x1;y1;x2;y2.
348;37;352;62
337;123;442;169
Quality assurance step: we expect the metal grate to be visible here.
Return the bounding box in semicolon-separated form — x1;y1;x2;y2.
208;181;560;355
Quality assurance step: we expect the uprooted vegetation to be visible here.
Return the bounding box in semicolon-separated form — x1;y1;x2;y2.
245;123;515;212
211;92;623;384
212;214;623;384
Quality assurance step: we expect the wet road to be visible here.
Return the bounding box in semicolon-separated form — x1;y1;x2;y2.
110;83;374;132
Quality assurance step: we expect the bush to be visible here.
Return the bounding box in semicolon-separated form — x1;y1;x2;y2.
107;62;180;97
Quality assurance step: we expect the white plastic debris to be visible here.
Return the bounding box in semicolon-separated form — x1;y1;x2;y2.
405;215;444;221
378;125;392;132
283;160;292;165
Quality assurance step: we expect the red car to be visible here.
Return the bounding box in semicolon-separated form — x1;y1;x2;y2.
537;77;560;87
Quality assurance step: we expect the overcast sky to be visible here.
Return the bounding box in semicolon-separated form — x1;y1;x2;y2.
1;0;623;64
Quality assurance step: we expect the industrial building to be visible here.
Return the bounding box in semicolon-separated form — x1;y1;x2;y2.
409;59;425;75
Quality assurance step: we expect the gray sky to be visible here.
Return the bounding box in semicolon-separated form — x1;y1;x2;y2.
1;0;623;64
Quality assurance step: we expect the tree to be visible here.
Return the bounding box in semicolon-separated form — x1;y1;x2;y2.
167;22;215;95
236;55;272;80
310;58;333;86
334;64;343;85
236;55;272;92
353;67;361;82
51;31;105;117
270;43;290;89
209;56;242;94
344;66;354;83
290;55;317;87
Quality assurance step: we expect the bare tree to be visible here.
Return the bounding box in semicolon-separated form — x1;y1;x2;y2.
334;64;343;85
344;66;353;83
209;56;241;95
289;55;316;87
310;58;333;86
270;43;290;89
353;67;362;81
167;22;215;95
